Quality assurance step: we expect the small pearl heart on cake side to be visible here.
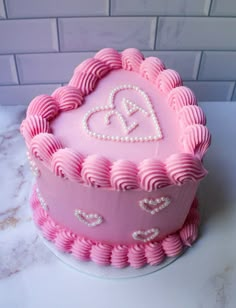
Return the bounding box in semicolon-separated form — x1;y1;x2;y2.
132;228;159;242
139;197;171;215
74;209;103;227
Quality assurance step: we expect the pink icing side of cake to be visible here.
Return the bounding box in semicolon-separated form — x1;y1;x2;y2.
31;184;200;268
35;161;198;245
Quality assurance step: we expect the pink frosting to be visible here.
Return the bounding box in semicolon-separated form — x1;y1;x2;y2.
51;148;84;182
186;207;200;225
52;86;84;111
94;48;122;69
110;160;139;191
182;124;211;159
30;133;63;163
145;242;165;265
31;185;200;268
69;72;98;96
178;105;206;128
71;238;93;261
166;153;207;184
156;69;183;94
140;57;165;82
33;206;48;226
138;159;170;191
41;219;59;241
55;230;77;252
21;115;50;147
90;243;112;266
162;234;183;257
75;58;110;79
127;244;146;268
168;86;197;111
121;48;144;72
111;245;129;268
81;155;111;187
179;223;198;246
27;94;58;120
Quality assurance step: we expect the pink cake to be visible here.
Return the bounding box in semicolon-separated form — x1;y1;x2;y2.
21;48;211;268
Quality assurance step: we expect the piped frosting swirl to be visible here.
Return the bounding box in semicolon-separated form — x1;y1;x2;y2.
110;160;139;191
139;159;170;191
27;94;58;120
81;155;111;187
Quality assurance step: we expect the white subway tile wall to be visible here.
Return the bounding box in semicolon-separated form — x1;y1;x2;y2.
0;0;235;104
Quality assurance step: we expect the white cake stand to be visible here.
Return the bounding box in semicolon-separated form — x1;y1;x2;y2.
39;233;185;279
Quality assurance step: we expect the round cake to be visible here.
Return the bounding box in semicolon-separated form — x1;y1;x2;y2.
21;48;211;268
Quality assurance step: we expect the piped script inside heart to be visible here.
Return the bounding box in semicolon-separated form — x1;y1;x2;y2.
82;84;163;143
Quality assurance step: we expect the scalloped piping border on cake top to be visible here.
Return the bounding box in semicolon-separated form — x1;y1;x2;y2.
31;184;200;269
20;48;211;191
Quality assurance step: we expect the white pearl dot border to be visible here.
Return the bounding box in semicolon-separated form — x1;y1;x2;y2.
74;209;103;227
139;196;171;215
36;187;48;211
27;151;40;177
82;84;163;143
132;228;159;243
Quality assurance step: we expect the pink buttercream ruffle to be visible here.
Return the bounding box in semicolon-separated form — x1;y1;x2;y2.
81;155;111;188
162;234;183;257
182;124;211;159
30;133;63;163
71;238;93;261
128;244;146;268
51;148;84;182
138;159;170;191
165;153;207;184
52;86;84;111
111;245;129;268
140;57;165;82
21;115;50;147
178;105;206;128
156;69;182;94
168;86;197;111
27;94;58;120
179;223;198;247
95;48;122;69
145;242;165;265
110;160;139;191
121;48;144;72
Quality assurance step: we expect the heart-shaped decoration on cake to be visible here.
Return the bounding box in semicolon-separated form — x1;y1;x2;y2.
74;209;103;227
139;197;171;215
82;84;163;143
132;228;159;242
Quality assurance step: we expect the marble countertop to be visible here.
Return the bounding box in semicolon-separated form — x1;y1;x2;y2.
0;102;235;308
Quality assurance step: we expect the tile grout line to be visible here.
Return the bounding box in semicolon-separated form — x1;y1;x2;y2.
2;15;236;21
207;0;214;16
1;50;236;56
230;82;236;101
196;51;203;80
0;81;235;88
13;54;20;85
108;0;111;16
2;0;8;18
153;17;159;50
56;18;61;52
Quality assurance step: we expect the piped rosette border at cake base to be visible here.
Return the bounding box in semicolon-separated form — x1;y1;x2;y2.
31;185;200;269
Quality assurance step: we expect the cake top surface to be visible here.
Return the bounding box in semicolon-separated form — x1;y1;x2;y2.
21;48;211;191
